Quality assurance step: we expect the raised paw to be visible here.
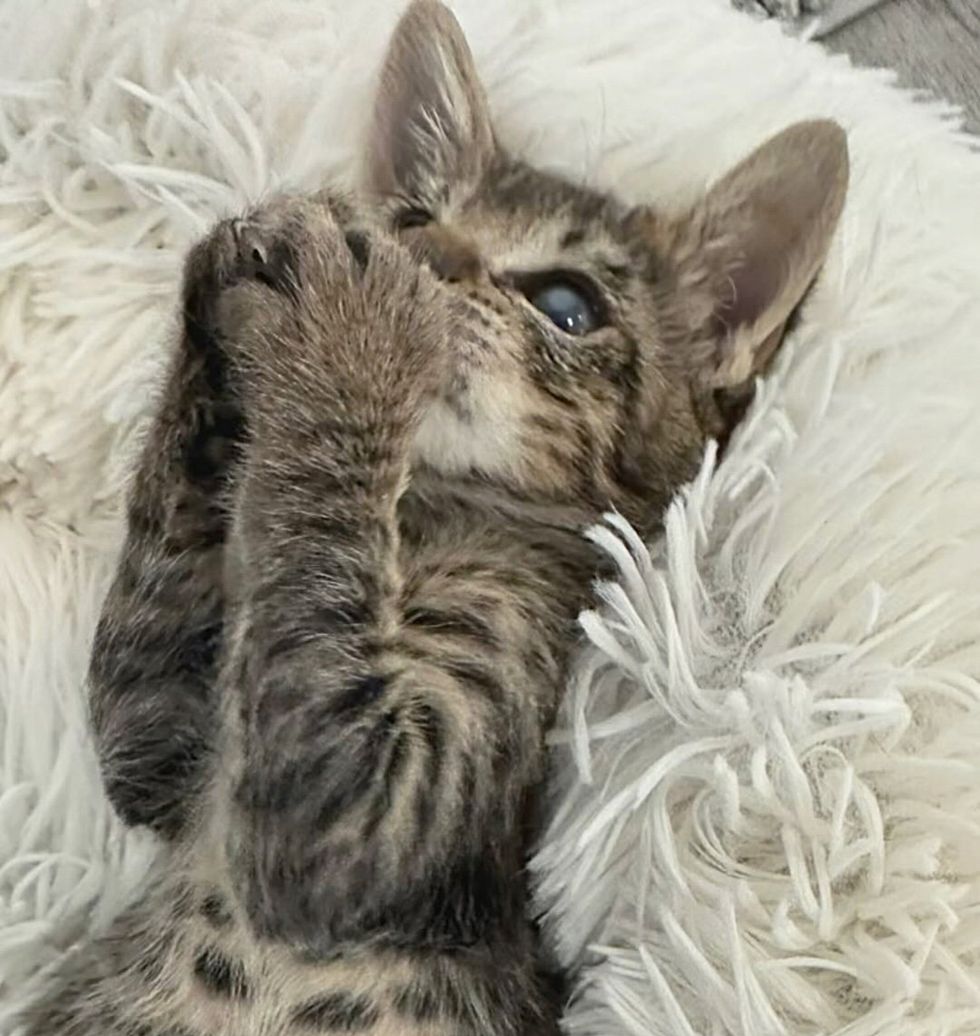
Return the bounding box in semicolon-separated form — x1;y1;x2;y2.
181;195;341;336
213;194;367;293
223;198;446;375
180;192;452;452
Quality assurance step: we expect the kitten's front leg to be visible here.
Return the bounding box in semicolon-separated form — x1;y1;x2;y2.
209;206;564;1036
208;199;520;953
89;231;247;840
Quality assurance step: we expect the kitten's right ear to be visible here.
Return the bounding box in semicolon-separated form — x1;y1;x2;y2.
366;0;496;203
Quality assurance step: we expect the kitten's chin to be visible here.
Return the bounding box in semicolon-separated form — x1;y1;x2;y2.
412;396;521;479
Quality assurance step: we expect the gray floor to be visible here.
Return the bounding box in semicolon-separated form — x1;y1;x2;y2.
822;0;980;133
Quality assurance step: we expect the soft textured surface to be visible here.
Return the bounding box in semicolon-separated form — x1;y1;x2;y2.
2;1;979;1033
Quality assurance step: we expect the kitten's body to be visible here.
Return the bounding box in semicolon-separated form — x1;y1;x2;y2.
20;3;848;1034
28;207;596;1034
33;490;587;1036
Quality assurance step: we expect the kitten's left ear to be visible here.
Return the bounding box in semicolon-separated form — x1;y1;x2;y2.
640;120;848;409
367;0;495;201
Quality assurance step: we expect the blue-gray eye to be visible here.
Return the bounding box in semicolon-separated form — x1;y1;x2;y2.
529;280;603;336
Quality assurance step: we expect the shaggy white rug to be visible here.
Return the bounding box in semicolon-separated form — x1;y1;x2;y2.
2;0;980;1033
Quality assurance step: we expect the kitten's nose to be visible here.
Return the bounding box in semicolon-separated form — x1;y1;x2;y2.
414;226;485;284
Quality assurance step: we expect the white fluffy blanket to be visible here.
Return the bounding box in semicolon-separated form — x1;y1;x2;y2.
2;1;979;1033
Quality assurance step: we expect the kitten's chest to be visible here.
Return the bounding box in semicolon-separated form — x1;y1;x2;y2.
390;491;593;765
396;488;590;652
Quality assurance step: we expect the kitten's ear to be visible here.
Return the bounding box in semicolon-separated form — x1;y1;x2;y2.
644;120;848;399
367;0;495;200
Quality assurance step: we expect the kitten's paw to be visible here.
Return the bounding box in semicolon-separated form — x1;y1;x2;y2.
225;196;447;354
218;193;371;294
186;194;449;429
181;195;352;325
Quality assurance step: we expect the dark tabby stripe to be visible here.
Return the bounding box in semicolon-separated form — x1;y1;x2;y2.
380;726;412;799
343;230;371;270
290;992;379;1031
392;969;471;1025
361;721;412;839
439;656;507;706
392;982;441;1022
403;605;499;648
326;674;388;717
410;702;446;830
199;892;232;928
527;413;565;435
264;601;370;663
192;946;250;1000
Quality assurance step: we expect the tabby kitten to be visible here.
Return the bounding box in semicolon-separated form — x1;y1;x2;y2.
21;2;848;1034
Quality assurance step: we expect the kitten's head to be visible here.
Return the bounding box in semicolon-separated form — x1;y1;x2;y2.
368;0;848;527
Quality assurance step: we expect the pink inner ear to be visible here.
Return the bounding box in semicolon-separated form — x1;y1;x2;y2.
717;211;790;333
697;120;848;375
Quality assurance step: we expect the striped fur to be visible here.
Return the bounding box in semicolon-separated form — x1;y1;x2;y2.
22;2;847;1033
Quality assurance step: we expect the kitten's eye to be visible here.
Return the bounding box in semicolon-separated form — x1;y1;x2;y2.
394;206;434;230
527;279;604;336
